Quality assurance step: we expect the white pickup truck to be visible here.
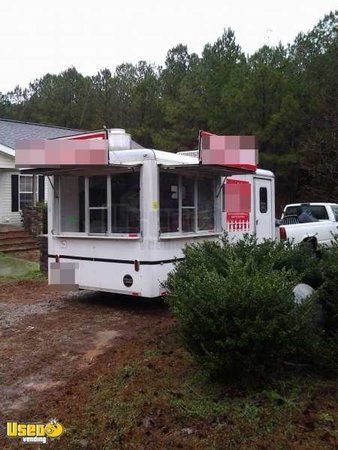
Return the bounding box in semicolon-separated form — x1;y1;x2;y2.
278;203;338;247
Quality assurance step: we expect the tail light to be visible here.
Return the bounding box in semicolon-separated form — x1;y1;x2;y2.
279;226;287;241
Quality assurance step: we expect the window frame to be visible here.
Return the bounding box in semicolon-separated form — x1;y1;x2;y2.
19;174;39;210
331;205;338;222
259;187;268;214
307;205;329;221
87;175;109;235
284;205;331;221
159;171;219;236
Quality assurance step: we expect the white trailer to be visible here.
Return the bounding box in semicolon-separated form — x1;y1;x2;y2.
17;129;275;297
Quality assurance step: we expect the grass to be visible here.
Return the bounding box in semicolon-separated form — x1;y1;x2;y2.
0;252;42;281
60;328;337;449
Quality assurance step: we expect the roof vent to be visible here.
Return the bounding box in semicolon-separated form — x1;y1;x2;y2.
108;128;132;150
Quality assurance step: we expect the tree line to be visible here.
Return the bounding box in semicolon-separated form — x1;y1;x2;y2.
0;12;336;210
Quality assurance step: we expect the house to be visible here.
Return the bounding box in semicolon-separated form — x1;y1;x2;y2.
0;118;83;226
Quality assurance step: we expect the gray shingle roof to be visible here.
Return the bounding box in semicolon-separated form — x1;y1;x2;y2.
0;118;84;149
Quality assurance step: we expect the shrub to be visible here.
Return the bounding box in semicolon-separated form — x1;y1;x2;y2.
316;239;338;336
166;236;337;381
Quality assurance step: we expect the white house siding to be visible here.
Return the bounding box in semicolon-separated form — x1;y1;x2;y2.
0;169;21;225
0;171;49;225
0;151;49;225
0;149;15;168
0;118;82;226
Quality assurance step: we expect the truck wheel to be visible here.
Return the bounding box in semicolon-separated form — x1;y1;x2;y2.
302;237;318;253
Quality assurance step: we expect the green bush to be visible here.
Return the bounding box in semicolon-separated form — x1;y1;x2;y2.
39;202;48;234
166;236;337;381
316;239;338;336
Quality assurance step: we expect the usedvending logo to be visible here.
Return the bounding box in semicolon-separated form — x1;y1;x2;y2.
6;418;63;444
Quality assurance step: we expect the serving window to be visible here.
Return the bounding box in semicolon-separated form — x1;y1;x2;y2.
111;172;140;233
89;176;108;233
59;171;140;235
160;171;217;234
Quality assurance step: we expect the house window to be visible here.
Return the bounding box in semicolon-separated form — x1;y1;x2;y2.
19;175;38;209
59;172;140;235
160;172;216;234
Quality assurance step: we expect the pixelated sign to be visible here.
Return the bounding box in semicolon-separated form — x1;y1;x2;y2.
226;212;250;231
224;179;251;213
15;139;108;167
199;131;258;171
224;179;251;232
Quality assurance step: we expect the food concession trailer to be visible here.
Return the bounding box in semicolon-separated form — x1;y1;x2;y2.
15;129;274;297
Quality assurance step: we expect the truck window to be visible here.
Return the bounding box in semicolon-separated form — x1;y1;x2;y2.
259;187;268;213
309;205;329;220
331;205;338;221
284;206;300;217
284;205;330;221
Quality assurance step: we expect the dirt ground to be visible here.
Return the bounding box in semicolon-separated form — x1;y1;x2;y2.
0;279;171;444
0;279;336;449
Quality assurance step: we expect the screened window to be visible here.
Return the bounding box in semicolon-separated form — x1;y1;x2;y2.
89;176;107;233
160;172;216;234
160;173;179;233
111;172;140;233
182;176;195;232
198;178;215;230
60;176;85;232
259;187;268;213
59;172;140;235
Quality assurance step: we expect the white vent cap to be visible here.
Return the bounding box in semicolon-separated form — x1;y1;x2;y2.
108;128;131;150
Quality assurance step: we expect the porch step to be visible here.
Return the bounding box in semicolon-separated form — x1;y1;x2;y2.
0;230;30;240
0;229;39;253
0;243;39;253
0;238;37;249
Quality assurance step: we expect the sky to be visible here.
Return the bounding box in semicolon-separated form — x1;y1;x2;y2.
0;0;336;93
